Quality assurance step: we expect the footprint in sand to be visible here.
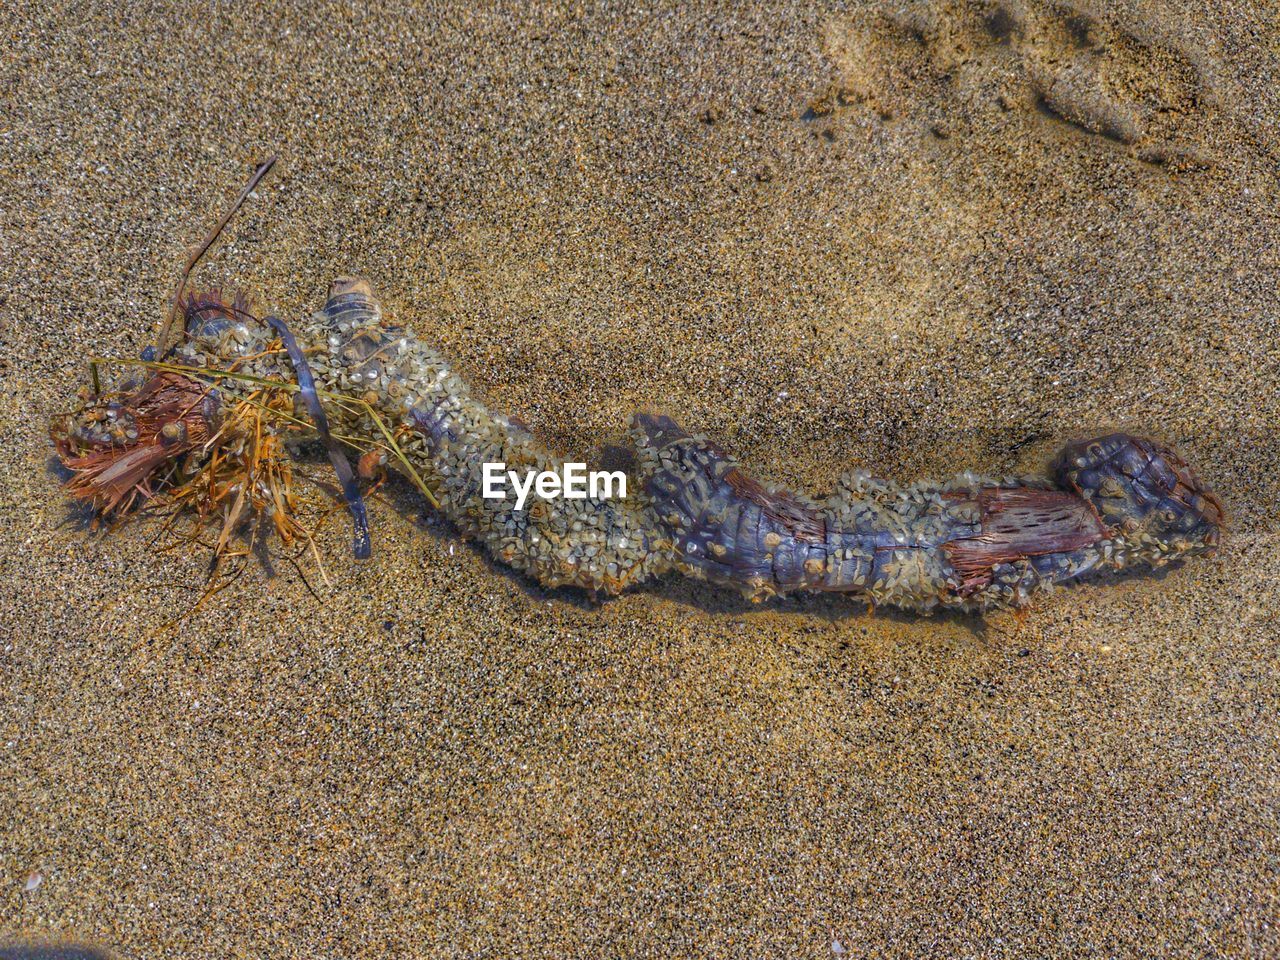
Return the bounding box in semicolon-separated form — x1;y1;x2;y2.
815;0;1216;169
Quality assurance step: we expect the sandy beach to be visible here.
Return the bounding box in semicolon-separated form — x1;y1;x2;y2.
2;0;1278;955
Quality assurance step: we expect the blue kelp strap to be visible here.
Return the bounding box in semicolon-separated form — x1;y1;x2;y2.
266;315;372;560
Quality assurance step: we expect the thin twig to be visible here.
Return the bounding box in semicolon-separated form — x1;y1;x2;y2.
286;553;324;605
156;156;278;357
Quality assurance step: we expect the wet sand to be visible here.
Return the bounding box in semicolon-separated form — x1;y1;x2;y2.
2;1;1278;956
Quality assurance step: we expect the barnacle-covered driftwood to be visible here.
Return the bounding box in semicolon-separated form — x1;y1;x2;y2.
53;280;1223;614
